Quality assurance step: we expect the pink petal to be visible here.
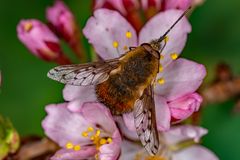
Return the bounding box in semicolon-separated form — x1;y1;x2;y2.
164;125;208;145
164;0;192;11
155;95;171;131
42;103;91;147
51;147;97;160
119;140;142;160
63;85;96;101
81;102;117;134
155;58;206;101
99;131;122;160
83;9;137;59
169;93;202;122
173;145;219;160
114;116;139;141
139;10;191;67
122;112;135;131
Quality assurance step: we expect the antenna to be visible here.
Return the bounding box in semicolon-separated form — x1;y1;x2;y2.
158;6;192;42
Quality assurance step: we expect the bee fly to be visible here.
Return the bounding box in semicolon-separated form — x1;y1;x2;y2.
48;7;191;156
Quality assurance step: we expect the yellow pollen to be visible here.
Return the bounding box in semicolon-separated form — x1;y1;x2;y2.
24;22;33;32
164;36;169;43
87;127;94;132
82;131;88;137
170;53;178;60
160;55;164;60
74;145;81;151
90;135;95;140
65;142;74;149
95;154;99;160
159;64;163;72
96;130;101;136
123;45;128;51
107;138;112;143
113;41;119;48
157;78;165;85
126;31;132;38
100;138;107;145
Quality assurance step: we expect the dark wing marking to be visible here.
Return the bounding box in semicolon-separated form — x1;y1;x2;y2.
47;59;120;86
133;84;159;156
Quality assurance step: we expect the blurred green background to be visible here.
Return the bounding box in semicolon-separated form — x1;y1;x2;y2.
0;0;240;159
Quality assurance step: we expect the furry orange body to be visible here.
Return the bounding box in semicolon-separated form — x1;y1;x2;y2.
95;46;159;115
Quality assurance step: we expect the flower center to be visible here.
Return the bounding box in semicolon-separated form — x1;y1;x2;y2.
82;126;112;159
145;156;166;160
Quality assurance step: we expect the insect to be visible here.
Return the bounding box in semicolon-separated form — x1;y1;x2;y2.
47;7;191;156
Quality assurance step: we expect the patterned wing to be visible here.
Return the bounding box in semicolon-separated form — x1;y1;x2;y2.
47;59;120;86
133;84;159;156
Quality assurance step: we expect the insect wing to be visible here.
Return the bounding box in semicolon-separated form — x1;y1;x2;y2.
133;85;159;155
47;59;120;86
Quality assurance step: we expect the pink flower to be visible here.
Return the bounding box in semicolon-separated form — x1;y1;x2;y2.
46;0;86;61
119;125;219;160
63;9;206;131
93;0;198;31
17;19;70;64
42;102;121;160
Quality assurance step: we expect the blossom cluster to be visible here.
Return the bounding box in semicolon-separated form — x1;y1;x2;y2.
17;0;218;160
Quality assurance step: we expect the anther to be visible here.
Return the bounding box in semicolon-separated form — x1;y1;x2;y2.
157;78;165;85
126;31;132;38
159;64;163;72
65;142;74;149
87;127;94;132
24;22;33;32
112;41;119;48
170;53;178;60
74;145;81;151
82;131;88;137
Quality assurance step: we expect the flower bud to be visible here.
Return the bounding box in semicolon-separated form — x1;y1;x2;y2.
169;93;202;122
47;0;86;62
17;19;70;64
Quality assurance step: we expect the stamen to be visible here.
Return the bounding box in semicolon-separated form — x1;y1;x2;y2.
87;127;94;132
82;131;88;137
65;142;74;149
157;78;165;85
112;41;119;48
96;130;101;136
160;55;164;60
159;64;163;72
126;31;132;38
123;45;128;51
74;145;81;151
100;138;107;145
24;22;33;32
107;138;112;143
170;53;178;60
164;36;169;43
